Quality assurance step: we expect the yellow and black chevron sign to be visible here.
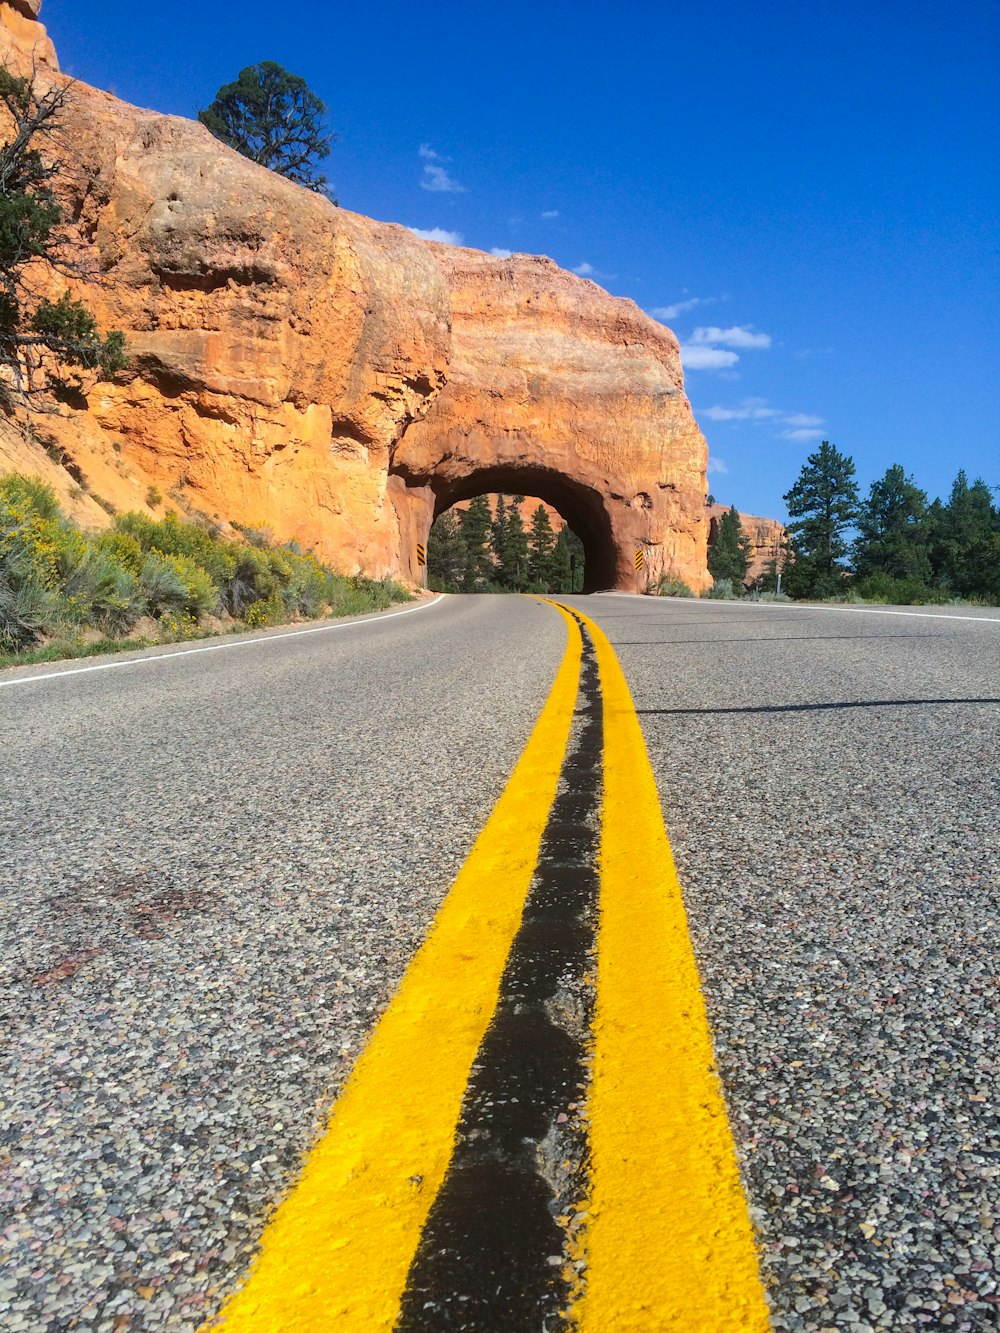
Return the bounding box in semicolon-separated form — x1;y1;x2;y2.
634;549;644;572
416;543;427;567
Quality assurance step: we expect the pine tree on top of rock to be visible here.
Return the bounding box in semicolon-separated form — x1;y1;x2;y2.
199;62;336;199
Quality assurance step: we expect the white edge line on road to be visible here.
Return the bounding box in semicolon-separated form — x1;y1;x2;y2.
743;601;1000;624
595;591;1000;624
0;595;445;689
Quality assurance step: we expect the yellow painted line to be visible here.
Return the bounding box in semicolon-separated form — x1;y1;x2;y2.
208;610;583;1331
567;603;771;1331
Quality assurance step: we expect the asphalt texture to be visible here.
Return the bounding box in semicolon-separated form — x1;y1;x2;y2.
563;594;1000;1333
2;593;998;1331
0;597;565;1331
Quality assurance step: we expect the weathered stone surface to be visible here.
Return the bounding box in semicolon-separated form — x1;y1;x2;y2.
392;248;710;591
1;4;711;591
0;0;57;68
707;502;787;585
2;42;452;569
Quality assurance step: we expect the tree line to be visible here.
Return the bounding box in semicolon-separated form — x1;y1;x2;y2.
428;495;585;594
780;443;998;603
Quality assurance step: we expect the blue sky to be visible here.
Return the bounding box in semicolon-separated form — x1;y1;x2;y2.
47;0;998;522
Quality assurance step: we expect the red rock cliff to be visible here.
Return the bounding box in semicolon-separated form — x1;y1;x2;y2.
0;5;711;591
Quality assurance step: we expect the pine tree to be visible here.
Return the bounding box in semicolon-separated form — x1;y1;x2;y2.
491;493;528;589
527;505;556;588
491;494;509;582
459;495;494;590
708;506;750;589
549;529;574;592
565;528;586;592
501;496;530;590
199;62;336;197
853;464;931;584
783;442;859;597
426;509;465;591
930;470;997;596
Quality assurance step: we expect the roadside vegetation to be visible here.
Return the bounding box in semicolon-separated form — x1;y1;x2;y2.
684;447;999;607
428;494;585;594
782;446;999;605
0;473;411;666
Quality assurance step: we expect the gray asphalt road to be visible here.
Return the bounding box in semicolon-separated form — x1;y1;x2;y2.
565;594;1000;1333
2;593;998;1331
0;596;565;1331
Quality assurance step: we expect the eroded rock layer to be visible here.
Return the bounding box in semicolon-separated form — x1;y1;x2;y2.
393;248;710;591
706;503;788;586
1;4;711;591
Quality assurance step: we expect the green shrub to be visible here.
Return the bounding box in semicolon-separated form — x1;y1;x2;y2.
0;568;58;649
139;551;217;617
704;578;739;600
92;529;144;574
284;554;336;617
156;609;200;640
223;545;280;617
1;488;86;593
145;485;162;507
61;546;145;632
232;522;274;549
1;469;414;662
656;576;695;598
325;573;414;616
245;592;286;627
852;572;948;605
116;511;236;585
0;473;60;519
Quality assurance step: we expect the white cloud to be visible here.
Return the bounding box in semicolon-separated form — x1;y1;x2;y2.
680;345;740;370
707;456;729;475
698;397;827;436
407;225;464;245
700;397;781;421
651;297;703;321
418;143;466;193
691;325;771;349
490;247;513;258
541;209;559;219
422;163;466;193
573;261;596;275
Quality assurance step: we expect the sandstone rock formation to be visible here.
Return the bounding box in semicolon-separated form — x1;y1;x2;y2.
451;496;567;534
0;0;57;69
392;248;709;591
1;4;711;592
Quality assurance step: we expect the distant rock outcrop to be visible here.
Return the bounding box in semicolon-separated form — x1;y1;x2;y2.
706;503;787;585
1;4;712;592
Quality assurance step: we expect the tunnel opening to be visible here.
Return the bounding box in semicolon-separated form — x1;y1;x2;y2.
428;466;617;594
429;493;586;595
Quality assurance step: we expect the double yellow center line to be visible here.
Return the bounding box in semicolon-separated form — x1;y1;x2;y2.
206;601;770;1331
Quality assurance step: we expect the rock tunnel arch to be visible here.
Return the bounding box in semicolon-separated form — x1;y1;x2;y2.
399;464;619;593
383;247;711;595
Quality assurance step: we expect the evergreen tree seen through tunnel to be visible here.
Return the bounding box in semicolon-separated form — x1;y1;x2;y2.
427;495;585;594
